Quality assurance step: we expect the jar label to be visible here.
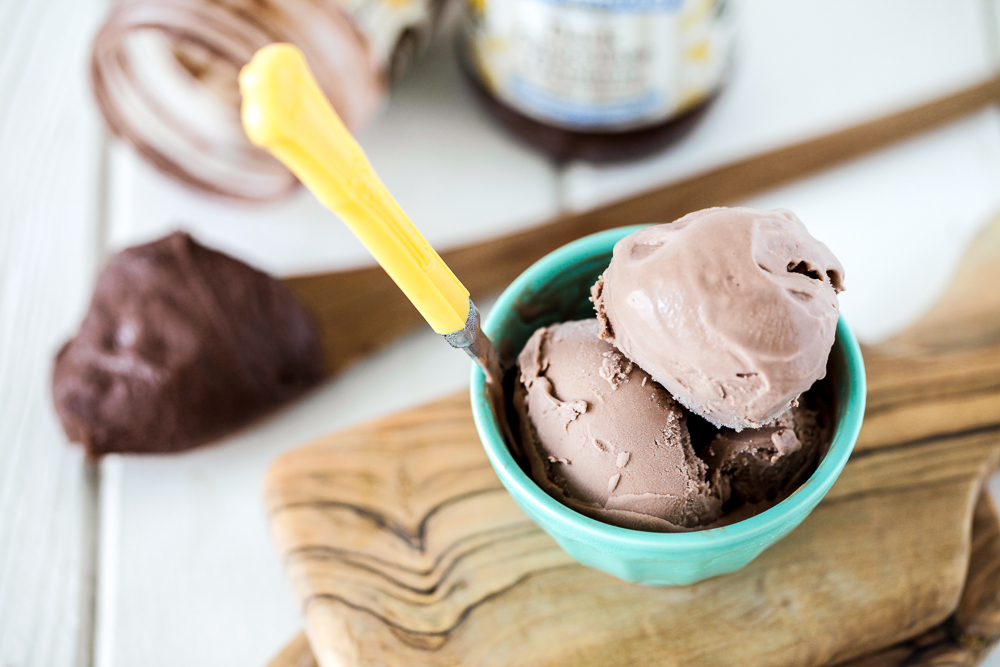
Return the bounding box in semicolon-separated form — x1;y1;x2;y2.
464;0;730;131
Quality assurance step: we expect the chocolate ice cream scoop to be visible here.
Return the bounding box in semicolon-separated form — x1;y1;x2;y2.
52;232;324;458
593;207;844;430
514;319;724;531
702;403;825;505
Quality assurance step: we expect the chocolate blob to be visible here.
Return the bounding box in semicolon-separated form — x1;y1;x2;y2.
52;232;325;457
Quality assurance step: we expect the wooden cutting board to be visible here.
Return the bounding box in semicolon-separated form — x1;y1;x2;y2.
262;217;1000;667
265;493;1000;667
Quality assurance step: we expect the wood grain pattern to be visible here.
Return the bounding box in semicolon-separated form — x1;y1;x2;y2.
283;73;1000;376
266;492;1000;667
0;1;106;666
835;494;1000;667
956;494;1000;650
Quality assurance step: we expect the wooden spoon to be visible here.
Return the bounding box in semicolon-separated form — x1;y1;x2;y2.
279;74;1000;377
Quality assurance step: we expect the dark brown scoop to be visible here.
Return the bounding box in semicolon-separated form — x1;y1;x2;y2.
52;232;325;458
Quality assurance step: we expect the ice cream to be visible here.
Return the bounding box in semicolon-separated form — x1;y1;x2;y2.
592;207;844;430
514;319;724;530
702;403;825;505
512;207;843;532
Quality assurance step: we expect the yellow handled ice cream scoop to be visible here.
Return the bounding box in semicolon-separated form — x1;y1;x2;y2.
238;43;499;377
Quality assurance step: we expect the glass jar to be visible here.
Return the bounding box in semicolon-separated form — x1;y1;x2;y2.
92;0;445;200
460;0;733;162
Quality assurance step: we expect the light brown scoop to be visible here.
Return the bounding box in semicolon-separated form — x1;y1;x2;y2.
593;207;844;430
514;319;724;531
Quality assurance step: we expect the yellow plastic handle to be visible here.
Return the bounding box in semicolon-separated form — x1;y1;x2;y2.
239;44;470;335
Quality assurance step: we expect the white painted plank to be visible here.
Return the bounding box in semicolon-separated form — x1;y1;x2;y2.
562;0;997;212
0;0;106;666
106;21;559;276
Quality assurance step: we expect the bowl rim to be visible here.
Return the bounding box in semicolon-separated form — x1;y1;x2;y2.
470;225;867;552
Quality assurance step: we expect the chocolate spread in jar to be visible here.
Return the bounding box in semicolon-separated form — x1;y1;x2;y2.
459;0;733;162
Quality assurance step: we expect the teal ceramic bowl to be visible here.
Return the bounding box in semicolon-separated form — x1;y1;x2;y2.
470;225;866;586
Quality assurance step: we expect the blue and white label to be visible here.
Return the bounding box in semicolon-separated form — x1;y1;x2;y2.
466;0;730;131
510;78;663;127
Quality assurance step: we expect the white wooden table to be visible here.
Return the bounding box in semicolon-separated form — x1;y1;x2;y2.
4;1;1000;666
